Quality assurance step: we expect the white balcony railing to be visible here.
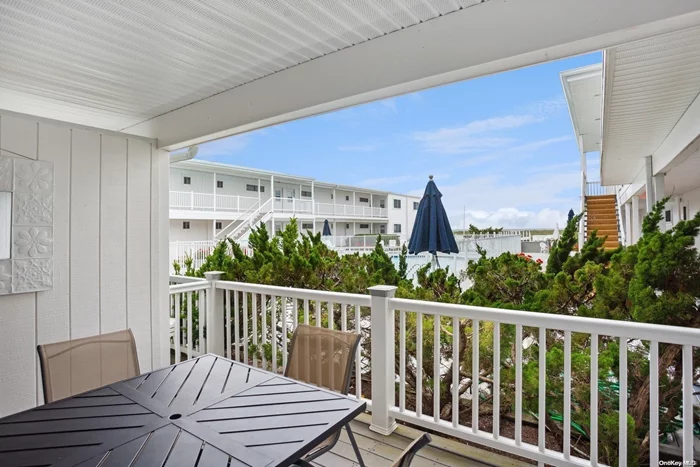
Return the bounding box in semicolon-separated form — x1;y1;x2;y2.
273;198;313;214
169;276;700;467
170;191;389;218
315;202;388;218
585;181;616;196
169;191;259;212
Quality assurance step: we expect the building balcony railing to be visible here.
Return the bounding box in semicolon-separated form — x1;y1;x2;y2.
169;191;389;218
170;191;259;212
315;202;388;218
169;276;700;467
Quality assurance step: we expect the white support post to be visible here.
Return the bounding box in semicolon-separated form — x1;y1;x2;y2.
353;190;356;216
632;195;640;244
368;285;398;435
645;156;654;213
270;175;275;213
204;271;225;356
311;180;315;216
257;178;261;204
654;173;666;231
213;172;217;211
333;188;336;216
624;202;632;246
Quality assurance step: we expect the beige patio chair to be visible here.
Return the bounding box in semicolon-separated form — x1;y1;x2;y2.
292;432;432;467
285;324;365;466
37;329;140;403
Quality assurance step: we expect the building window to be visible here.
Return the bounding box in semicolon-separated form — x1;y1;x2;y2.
380;224;386;234
683;206;687;220
413;202;419;210
302;190;312;198
380;200;385;208
217;180;224;188
260;186;265;193
394;224;401;233
359;223;369;229
331;193;334;200
346;224;350;229
275;189;282;198
359;197;369;203
246;184;258;192
182;221;190;230
183;176;191;185
301;222;313;230
393;199;401;209
665;210;672;222
215;221;222;230
345;195;350;201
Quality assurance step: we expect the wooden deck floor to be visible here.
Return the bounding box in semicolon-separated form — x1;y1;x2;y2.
312;414;532;467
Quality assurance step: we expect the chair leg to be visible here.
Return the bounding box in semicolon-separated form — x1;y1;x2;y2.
344;424;366;467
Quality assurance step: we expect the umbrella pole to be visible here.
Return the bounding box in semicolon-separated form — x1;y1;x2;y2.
432;253;440;271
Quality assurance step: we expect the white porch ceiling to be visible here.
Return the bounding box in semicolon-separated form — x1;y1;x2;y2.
0;0;481;131
561;64;602;155
2;1;700;150
601;25;700;185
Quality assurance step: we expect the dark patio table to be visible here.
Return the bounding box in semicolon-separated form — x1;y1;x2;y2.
0;354;366;467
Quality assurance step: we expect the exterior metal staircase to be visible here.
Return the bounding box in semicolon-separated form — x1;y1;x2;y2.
215;198;273;245
584;194;621;249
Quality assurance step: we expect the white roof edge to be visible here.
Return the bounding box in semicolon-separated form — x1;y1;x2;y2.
560;63;603;155
172;159;419;198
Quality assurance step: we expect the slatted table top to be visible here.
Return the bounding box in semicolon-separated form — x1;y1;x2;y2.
0;354;366;467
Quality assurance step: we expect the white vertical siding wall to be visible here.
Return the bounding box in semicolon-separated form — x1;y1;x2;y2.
0;111;169;416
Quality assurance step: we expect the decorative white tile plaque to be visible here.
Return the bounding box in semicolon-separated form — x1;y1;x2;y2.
0;155;55;294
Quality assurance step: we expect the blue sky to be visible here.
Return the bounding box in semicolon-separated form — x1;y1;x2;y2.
195;52;602;229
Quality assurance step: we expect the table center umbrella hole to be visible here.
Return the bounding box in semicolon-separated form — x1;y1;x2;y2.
169;413;182;420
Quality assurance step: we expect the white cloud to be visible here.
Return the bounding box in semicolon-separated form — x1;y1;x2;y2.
455;208;569;230
338;144;378;152
519;96;568;117
359;172;450;188
460;136;572;167
411;114;540;154
408;165;580;229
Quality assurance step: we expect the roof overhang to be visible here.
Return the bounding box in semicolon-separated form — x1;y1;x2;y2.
2;1;700;151
600;25;700;186
560;64;603;155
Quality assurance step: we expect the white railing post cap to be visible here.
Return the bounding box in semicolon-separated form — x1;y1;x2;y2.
368;285;398;297
204;271;225;281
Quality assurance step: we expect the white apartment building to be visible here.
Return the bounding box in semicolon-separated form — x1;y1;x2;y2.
169;160;421;255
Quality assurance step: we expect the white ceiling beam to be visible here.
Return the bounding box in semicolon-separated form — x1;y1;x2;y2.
652;93;700;175
121;0;700;150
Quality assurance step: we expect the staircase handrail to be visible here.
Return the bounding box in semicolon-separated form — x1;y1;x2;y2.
615;185;626;246
215;199;262;239
224;198;273;241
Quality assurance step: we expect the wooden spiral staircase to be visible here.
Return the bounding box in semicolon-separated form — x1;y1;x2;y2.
585;194;621;249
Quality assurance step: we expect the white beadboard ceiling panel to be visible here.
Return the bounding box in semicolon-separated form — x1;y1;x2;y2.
0;0;484;131
602;25;700;185
561;64;602;155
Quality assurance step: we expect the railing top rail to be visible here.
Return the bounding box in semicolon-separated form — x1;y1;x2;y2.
169;274;207;284
389;298;700;346
214;280;372;306
169;281;211;293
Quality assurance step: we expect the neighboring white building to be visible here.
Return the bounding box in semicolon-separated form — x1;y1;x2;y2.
169;159;421;261
562;30;700;250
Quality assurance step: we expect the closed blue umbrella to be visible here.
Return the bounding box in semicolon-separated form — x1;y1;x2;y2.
322;219;332;236
408;175;459;269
